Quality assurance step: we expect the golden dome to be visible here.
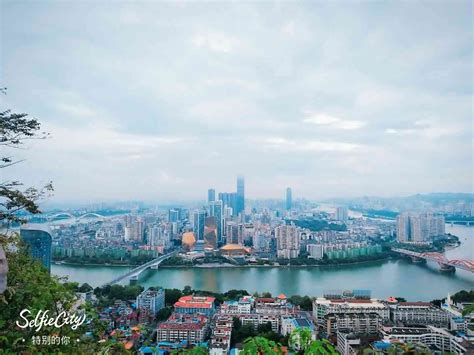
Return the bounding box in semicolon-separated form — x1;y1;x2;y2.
182;232;196;250
219;244;250;254
220;243;244;250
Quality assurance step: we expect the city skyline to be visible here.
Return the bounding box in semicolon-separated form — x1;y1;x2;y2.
2;1;472;203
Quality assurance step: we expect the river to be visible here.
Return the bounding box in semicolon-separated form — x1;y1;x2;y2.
52;225;473;301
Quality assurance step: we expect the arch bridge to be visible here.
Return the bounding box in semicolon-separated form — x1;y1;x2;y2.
392;248;474;273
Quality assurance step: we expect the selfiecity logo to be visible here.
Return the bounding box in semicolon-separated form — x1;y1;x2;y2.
16;309;86;332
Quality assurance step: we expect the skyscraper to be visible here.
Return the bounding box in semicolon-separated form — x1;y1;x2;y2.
168;209;180;223
204;216;218;249
286;187;292;210
208;188;216;203
218;192;237;216
20;224;52;273
397;213;444;244
0;246;7;293
193;210;206;241
336;206;348;221
236;176;245;215
275;224;300;259
209;200;224;243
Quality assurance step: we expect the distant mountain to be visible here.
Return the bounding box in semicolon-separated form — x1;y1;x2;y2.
323;192;473;213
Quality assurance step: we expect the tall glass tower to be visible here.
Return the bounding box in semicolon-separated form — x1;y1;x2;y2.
20;224;52;273
209;200;224;243
236;176;245;215
286;187;292;210
208;188;216;202
192;210;206;241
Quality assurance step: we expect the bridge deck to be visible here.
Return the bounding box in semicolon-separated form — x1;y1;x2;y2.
102;251;178;287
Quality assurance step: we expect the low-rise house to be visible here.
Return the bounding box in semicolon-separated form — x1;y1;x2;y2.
157;313;209;344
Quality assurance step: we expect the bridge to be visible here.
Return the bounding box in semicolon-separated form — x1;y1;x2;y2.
45;212;107;222
101;250;178;287
392;248;474;273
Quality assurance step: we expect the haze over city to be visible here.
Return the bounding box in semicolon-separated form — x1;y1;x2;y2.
2;1;472;203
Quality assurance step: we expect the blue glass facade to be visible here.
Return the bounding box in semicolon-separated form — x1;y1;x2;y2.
20;226;52;273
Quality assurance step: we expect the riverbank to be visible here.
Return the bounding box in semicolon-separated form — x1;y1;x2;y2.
53;256;394;268
53;261;132;267
160;257;396;269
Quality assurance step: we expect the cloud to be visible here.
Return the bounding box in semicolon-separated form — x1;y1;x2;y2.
263;137;362;152
192;33;238;53
303;113;366;130
1;1;471;201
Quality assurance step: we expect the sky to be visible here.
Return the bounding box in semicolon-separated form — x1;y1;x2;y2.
1;1;472;203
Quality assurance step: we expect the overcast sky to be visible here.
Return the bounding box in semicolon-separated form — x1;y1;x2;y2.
1;1;472;203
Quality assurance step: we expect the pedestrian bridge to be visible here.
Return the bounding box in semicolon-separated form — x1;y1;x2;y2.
101;250;178;287
392;248;474;273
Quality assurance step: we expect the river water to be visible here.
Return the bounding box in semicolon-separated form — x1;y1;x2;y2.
52;225;473;300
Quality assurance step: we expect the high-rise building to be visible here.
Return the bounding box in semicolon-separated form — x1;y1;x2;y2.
397;213;445;244
275;224;300;259
168;209;180;223
208;188;216;203
224;206;233;219
219;192;237;215
336;206;348;222
20;224;52;273
236;176;245;216
0;246;7;293
226;222;240;244
193;210;206;241
286;187;292;210
209;200;224;242
204;216;218;249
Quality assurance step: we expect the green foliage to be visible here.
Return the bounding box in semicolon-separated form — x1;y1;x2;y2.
452;290;474;303
242;336;283;355
160;256;193;266
156;307;173;321
165;288;183;306
291;219;347;232
289;328;338;355
462;303;474;316
0;95;52;224
93;284;144;306
0;238;101;352
172;345;209;354
289;295;314;311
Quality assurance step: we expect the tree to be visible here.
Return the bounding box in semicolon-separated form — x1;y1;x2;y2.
0;236;101;352
173;346;209;354
256;321;273;333
156;307;173;321
242;336;283;355
0;89;53;225
78;283;93;293
165;288;183;305
289;328;338;355
462;304;474;317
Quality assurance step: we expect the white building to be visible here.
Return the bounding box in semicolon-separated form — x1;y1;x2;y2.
397;213;445;244
381;326;467;355
307;244;324;259
391;302;448;327
336;207;348;222
324;313;381;336
336;330;360;355
220;296;254;315
275;224;300;259
313;298;390;325
136;288;165;315
281;316;316;338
